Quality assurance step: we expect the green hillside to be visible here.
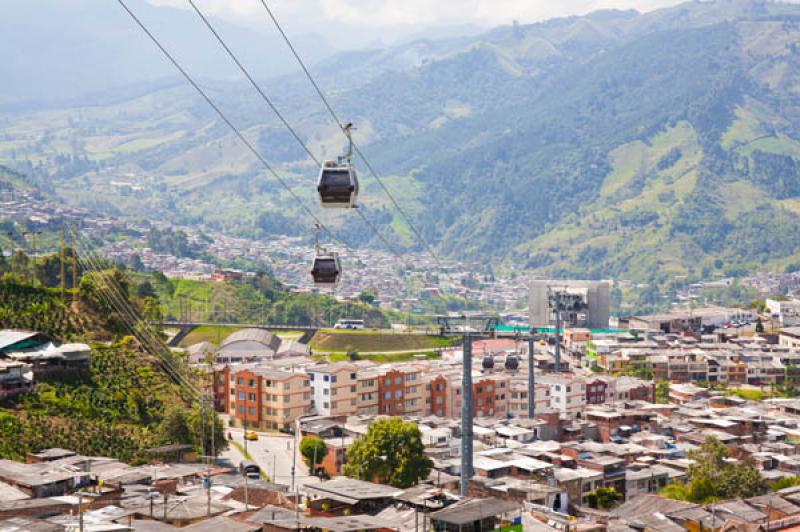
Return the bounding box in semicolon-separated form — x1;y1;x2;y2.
3;1;800;285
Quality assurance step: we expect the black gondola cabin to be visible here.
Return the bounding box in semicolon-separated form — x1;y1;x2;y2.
317;160;358;208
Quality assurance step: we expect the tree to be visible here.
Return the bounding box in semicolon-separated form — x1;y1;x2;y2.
300;436;327;472
585;487;622;509
662;435;767;503
157;406;192;446
656;380;670;404
136;280;156;299
755;317;765;333
10;250;29;279
343;417;432;488
188;405;228;456
357;291;377;305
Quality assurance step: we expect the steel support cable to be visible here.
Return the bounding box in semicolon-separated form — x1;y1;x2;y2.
70;242;202;399
69;227;202;399
257;0;442;268
116;0;348;252
185;0;402;258
71;246;202;401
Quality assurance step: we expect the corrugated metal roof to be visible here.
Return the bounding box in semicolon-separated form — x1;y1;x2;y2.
0;330;40;351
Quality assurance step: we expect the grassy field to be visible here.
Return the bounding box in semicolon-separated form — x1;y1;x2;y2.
309;330;456;354
322;352;443;363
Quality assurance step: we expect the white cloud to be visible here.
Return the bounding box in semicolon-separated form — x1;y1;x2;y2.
148;0;685;29
145;0;800;48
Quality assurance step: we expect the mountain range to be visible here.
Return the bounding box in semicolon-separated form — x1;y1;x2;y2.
2;0;800;287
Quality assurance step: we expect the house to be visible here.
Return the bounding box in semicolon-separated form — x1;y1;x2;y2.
0;360;33;399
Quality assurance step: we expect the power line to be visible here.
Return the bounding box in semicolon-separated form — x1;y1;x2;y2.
184;0;402;258
115;0;346;252
257;0;443;268
69;226;202;399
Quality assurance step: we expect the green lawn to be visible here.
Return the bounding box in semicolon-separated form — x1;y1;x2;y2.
309;331;455;353
321;352;442;363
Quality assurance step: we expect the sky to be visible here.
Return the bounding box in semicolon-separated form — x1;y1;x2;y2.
146;0;691;46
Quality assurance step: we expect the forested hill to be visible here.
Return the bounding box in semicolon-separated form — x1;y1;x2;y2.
2;0;800;285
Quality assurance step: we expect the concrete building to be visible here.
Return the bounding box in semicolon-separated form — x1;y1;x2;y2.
538;374;586;419
224;365;311;431
529;280;610;330
308;362;359;417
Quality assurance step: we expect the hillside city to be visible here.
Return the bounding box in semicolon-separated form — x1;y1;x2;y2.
7;0;800;531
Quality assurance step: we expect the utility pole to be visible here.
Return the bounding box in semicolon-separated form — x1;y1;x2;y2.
549;287;563;372
460;330;473;497
72;251;79;304
60;227;66;300
527;335;536;421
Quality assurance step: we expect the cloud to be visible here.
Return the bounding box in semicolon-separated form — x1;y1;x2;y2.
148;0;685;29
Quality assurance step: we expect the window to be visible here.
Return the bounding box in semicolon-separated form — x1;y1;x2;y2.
395;377;403;385
230;389;235;396
249;380;255;387
331;389;337;396
351;398;357;406
384;392;392;400
248;407;255;415
284;383;291;390
284;396;290;403
323;389;329;395
309;374;315;381
436;397;443;404
384;378;391;386
238;392;245;400
350;385;357;392
324;375;330;382
351;373;357;380
395;390;402;399
331;375;338;383
237;378;243;385
323;402;329;409
248;392;255;401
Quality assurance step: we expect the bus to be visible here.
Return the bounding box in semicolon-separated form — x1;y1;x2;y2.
239;460;260;479
333;319;365;330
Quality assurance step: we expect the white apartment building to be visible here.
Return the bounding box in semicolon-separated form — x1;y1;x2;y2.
538;375;586;418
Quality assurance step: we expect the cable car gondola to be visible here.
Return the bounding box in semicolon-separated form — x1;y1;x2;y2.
310;224;342;288
311;252;341;288
317;123;358;209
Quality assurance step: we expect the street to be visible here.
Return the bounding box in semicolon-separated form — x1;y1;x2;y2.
219;424;322;493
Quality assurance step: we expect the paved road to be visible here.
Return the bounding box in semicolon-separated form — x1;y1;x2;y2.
221;425;322;492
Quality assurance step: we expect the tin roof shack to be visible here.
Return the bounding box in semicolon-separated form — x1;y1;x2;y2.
0;360;33;399
305;478;404;516
429;497;521;532
0;331;49;355
260;514;399;531
0;459;91;498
